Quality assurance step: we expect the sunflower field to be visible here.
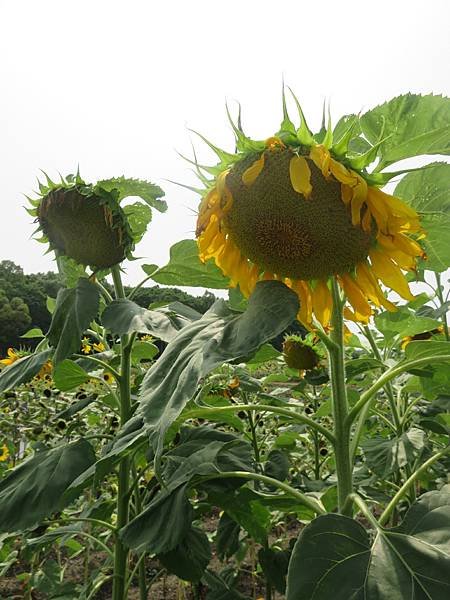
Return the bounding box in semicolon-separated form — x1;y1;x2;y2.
0;92;449;600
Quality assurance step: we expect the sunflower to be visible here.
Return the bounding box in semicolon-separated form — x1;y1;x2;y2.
0;348;22;367
81;337;92;354
103;371;115;385
401;325;444;349
283;334;323;372
0;444;10;462
28;172;134;269
93;341;106;352
194;94;425;328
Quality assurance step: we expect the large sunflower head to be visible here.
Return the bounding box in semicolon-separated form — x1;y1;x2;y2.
28;173;134;269
195;93;425;328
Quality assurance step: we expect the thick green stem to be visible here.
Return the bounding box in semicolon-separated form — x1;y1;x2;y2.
111;266;133;600
329;278;353;515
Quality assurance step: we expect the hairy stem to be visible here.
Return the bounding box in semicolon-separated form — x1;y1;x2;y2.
328;278;353;515
111;266;133;600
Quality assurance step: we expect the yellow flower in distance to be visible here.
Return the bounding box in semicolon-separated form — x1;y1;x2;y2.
0;444;10;462
103;371;115;384
0;348;21;367
81;337;92;354
195;94;425;328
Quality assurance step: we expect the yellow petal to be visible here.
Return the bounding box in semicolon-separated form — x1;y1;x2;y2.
356;262;397;312
309;145;330;178
198;215;219;251
215;238;240;279
387;249;417;271
365;188;390;233
311;279;332;327
391;232;424;258
289;156;312;199
242;154;265;186
234;258;252;295
247;264;261;294
196;188;220;236
339;273;372;321
361;206;373;233
329;159;357;185
369;248;415;301
199;231;225;261
216;169;230;198
296;280;313;327
341;184;353;206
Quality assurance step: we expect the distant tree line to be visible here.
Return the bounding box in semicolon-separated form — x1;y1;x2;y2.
0;260;215;353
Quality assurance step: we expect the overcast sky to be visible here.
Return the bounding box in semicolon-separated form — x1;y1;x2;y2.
1;0;449;286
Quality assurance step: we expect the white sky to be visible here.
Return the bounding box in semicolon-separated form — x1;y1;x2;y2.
1;0;449;286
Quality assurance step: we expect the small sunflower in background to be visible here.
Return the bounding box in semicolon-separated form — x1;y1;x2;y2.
283;334;324;377
27;172;166;270
93;341;106;352
0;348;25;368
0;444;10;463
194;91;425;329
401;325;444;349
81;337;92;354
102;371;115;385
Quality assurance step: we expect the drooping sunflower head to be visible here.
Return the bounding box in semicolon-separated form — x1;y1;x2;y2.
283;334;323;372
194;93;426;328
29;173;134;269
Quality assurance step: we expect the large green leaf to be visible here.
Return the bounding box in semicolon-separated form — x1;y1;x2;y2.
287;488;450;599
0;349;52;393
145;239;230;288
362;428;426;477
101;298;182;342
0;440;96;532
121;483;193;554
95;177;166;212
259;546;291;594
395;163;450;272
53;359;90;392
286;514;370;599
395;162;450;214
216;513;241;560
374;307;442;340
47;278;100;365
360;94;450;168
137;281;298;460
405;340;450;362
158;526;211;582
122;202;152;244
210;488;271;546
